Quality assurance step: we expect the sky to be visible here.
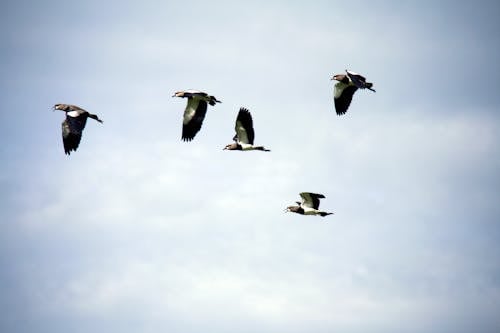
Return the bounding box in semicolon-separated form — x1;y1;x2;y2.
1;0;500;332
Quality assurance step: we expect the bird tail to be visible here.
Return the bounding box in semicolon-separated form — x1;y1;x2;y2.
319;212;333;217
208;96;222;106
366;82;376;92
255;146;270;152
88;114;104;123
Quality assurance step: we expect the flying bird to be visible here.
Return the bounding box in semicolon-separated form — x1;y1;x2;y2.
331;69;375;115
285;192;333;217
54;104;103;155
223;107;270;152
172;90;221;141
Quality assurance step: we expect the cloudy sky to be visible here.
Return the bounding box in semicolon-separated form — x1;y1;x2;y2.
1;1;500;332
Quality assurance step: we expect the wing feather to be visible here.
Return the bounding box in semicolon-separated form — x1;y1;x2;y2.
234;108;254;144
182;99;207;141
62;116;87;154
334;84;358;115
299;192;325;209
346;71;372;90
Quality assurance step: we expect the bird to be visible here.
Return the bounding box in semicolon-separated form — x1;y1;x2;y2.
53;104;103;155
172;90;221;141
331;69;375;115
285;192;333;217
223;107;270;152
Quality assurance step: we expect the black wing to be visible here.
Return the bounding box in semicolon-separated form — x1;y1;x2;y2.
62;115;88;154
334;85;358;115
346;71;374;90
182;99;208;141
346;72;365;86
235;108;254;145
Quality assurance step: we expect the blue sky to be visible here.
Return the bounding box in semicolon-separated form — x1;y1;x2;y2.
1;1;500;332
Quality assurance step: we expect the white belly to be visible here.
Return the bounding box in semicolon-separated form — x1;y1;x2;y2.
240;143;254;150
303;207;318;215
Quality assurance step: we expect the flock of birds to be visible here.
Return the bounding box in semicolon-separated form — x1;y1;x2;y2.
53;69;375;218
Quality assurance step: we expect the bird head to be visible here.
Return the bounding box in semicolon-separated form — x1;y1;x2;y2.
330;74;342;81
285;205;299;213
172;91;185;98
223;143;238;151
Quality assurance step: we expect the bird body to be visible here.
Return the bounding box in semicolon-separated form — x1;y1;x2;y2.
331;69;375;115
239;142;262;151
173;90;221;141
224;107;270;152
286;192;333;217
54;104;102;155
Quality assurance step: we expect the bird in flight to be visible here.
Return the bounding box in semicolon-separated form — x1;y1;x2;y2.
223;107;270;152
172;90;221;141
285;192;333;217
54;104;103;155
331;70;375;115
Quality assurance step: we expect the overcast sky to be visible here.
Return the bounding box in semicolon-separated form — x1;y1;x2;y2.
1;1;500;332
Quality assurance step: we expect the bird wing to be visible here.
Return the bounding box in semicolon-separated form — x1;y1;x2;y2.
65;112;88;134
56;104;87;112
234;108;254;145
182;98;207;141
179;90;206;98
334;83;358;115
346;70;365;79
300;192;325;209
346;71;369;89
62;115;88;154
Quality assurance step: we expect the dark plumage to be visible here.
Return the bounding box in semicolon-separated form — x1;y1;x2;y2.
173;90;221;141
223;107;270;152
286;192;333;217
54;104;103;155
331;70;375;115
346;70;376;92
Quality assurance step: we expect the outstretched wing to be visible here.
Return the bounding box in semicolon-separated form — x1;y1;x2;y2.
234;107;254;145
62;115;88;154
334;83;358;115
300;192;325;210
182;98;208;141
